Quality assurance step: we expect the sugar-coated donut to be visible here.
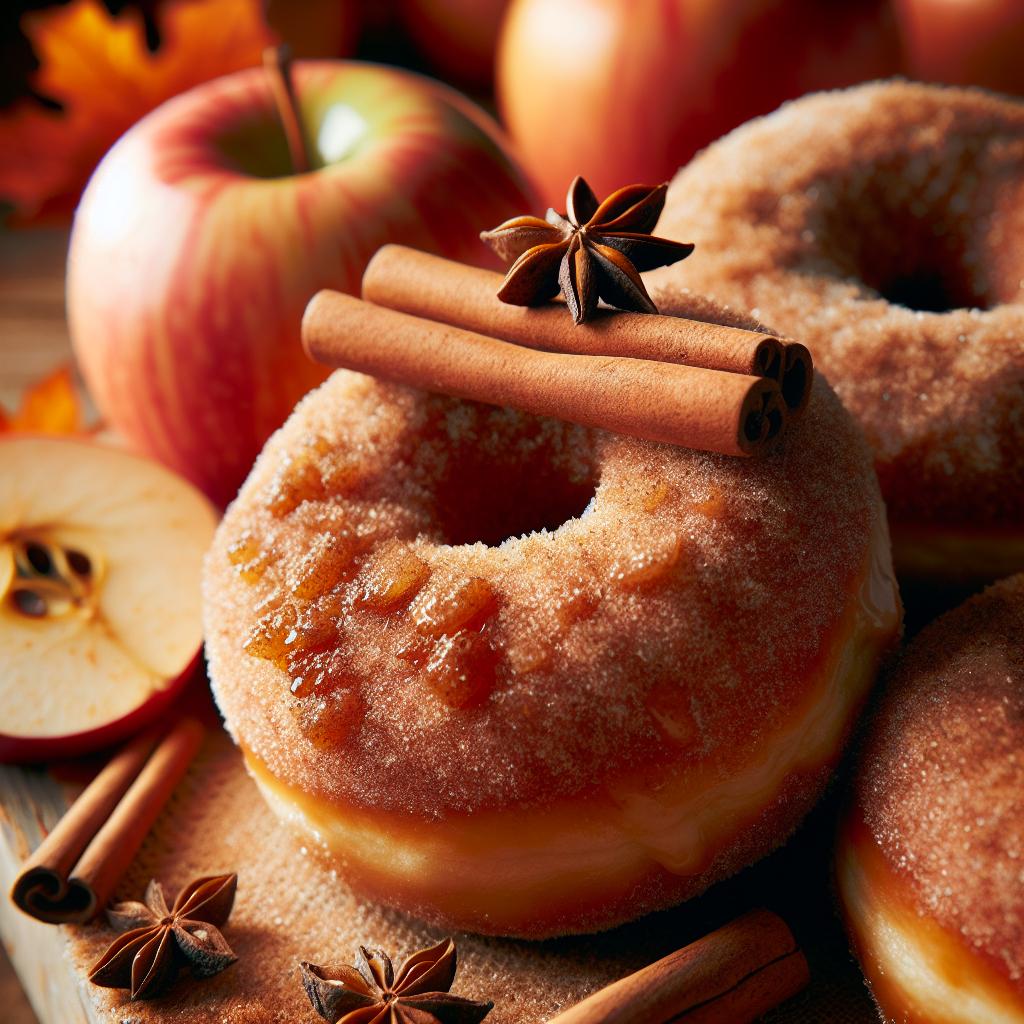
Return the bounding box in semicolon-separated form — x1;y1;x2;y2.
654;81;1024;584
837;574;1024;1023
204;364;900;938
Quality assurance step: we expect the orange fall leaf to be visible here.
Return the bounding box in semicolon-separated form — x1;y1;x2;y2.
1;365;87;436
0;0;277;224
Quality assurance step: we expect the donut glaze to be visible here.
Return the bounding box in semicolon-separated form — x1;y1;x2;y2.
653;81;1024;583
204;369;899;937
838;574;1024;1022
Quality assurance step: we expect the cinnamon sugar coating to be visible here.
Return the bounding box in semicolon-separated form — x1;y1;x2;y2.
854;574;1024;988
653;81;1024;536
204;366;889;826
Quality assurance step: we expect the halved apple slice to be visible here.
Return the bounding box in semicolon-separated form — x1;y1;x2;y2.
0;436;217;761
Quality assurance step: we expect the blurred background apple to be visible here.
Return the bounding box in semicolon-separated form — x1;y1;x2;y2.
894;0;1024;94
66;59;538;506
497;0;901;205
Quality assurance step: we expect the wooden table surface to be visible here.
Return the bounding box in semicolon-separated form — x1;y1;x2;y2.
0;226;83;1024
0;228;74;409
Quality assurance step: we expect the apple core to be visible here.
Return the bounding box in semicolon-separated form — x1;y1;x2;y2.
3;534;102;621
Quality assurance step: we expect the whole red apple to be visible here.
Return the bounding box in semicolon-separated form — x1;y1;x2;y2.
497;0;900;205
400;0;511;89
0;436;216;763
68;60;538;506
894;0;1024;94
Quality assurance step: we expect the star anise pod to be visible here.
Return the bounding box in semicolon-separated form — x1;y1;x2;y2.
481;175;694;324
300;937;492;1024
88;873;238;1001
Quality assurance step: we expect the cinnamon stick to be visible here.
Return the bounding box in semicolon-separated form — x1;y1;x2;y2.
11;718;203;924
302;291;787;457
546;909;809;1024
781;341;813;414
362;245;812;410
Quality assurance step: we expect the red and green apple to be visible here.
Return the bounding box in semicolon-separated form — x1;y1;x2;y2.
497;0;900;206
68;60;538;507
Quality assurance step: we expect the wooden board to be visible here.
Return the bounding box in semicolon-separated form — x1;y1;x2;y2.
0;764;94;1024
0;228;74;411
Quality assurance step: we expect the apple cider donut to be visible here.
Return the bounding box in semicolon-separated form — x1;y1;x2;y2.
654;81;1024;583
204;367;900;938
837;574;1024;1023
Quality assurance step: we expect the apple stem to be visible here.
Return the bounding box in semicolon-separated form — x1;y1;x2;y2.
263;45;311;175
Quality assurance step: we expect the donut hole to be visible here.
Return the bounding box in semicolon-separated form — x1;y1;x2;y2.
825;214;1002;313
810;161;1024;313
428;422;597;548
874;265;983;314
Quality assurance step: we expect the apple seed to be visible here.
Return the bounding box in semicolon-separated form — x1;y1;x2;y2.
24;541;55;577
65;549;93;578
12;588;48;618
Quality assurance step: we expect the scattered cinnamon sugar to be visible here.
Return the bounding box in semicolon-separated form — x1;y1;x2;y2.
652;80;1024;529
60;734;829;1024
855;573;1024;985
204;362;886;820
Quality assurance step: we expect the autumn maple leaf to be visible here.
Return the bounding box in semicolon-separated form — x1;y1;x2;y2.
0;0;277;224
0;365;87;435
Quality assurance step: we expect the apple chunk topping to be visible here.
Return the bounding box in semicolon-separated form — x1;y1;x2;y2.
4;534;103;621
358;542;430;613
263;439;329;516
243;603;299;667
227;531;271;584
